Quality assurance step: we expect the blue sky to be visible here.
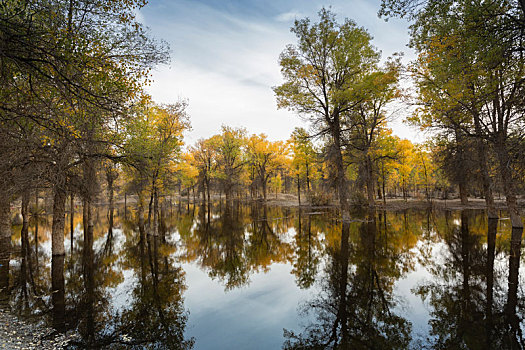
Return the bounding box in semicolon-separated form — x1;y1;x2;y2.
137;0;421;144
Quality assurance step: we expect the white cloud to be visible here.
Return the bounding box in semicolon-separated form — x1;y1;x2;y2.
141;0;419;143
275;11;303;22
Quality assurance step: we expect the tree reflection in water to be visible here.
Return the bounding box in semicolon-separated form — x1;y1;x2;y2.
2;207;193;349
180;202;294;290
284;212;412;349
1;204;525;349
505;226;524;349
414;211;525;349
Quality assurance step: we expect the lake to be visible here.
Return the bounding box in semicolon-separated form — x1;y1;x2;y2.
1;202;524;349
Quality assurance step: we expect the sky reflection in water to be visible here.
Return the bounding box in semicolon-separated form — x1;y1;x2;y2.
1;203;524;349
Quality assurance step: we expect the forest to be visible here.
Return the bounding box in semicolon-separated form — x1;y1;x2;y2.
0;0;525;348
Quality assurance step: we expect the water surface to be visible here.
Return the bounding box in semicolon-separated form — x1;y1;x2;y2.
1;203;524;349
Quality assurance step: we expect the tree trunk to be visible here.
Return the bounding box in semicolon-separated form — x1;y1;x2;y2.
365;155;375;206
21;192;30;255
332;122;350;221
262;176;267;203
459;182;468;205
306;161;311;194
495;139;522;227
70;193;74;251
153;189;159;236
206;178;211;205
225;184;231;203
382;167;386;206
473;116;497;218
52;186;66;256
297;173;301;206
20;191;30;300
0;200;11;303
83;200;94;264
160;201;166;242
455;129;469;205
51;254;65;332
138;194;145;241
83;198;88;239
34;191;39;276
108;178;114;232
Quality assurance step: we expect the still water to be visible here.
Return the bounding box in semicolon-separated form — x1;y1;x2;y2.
1;203;524;349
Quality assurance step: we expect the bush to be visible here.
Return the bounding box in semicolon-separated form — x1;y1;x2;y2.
308;191;333;206
349;191;368;207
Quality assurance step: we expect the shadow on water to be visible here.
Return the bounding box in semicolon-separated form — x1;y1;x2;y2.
0;202;524;349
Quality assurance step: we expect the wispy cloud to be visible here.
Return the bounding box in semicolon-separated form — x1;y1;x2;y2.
275;11;303;22
139;0;417;143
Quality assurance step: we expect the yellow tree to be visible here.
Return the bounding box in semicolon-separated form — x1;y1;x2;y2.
247;134;289;202
190;136;219;204
177;152;199;209
124;101;190;234
214;126;246;202
373;130;402;204
393;139;415;201
412;144;436;202
288;127;318;204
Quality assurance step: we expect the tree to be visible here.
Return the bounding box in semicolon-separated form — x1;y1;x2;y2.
214;126;246;202
381;0;524;226
0;0;170;258
289;127;318;204
274;8;380;220
190;137;218;204
344;59;401;205
124;101;190;234
246;134;288;202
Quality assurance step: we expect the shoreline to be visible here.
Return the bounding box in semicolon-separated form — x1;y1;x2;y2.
0;308;79;349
